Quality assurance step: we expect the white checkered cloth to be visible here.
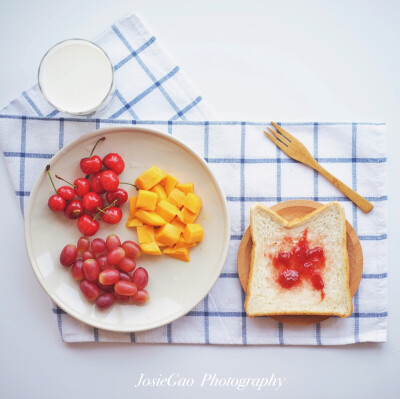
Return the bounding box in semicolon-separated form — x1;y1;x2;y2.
0;14;388;344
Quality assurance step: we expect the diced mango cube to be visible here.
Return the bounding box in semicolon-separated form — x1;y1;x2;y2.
182;193;202;214
175;235;197;249
140;241;162;255
183;224;204;244
163;247;190;262
164;174;178;195
135;209;167;226
129;196;138;219
178;207;198;224
175;208;183;223
155;200;179;223
125;218;143;228
132;167;203;260
151;184;167;202
170;217;186;234
176;183;194;195
155;223;181;247
136;225;155;244
135;166;167;190
167;187;186;208
136;190;158;211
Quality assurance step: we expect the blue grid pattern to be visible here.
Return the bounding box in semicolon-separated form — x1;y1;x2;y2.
4;15;207;122
111;24;185;119
0;116;388;345
0;14;388;344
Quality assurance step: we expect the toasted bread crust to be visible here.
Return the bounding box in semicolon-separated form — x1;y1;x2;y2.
244;202;352;318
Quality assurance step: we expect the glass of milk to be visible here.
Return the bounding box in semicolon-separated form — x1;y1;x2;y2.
38;39;115;116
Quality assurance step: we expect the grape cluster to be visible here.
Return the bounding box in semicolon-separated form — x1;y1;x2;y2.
60;234;149;309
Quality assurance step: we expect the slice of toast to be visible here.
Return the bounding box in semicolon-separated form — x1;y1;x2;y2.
244;202;352;318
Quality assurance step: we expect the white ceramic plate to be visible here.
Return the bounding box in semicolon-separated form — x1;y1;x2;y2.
25;127;230;332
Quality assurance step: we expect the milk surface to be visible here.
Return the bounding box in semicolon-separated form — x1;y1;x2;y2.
39;40;113;114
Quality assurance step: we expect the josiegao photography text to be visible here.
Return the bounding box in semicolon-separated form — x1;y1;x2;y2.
133;372;286;391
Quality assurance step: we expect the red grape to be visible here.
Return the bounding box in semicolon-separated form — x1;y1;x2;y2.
132;267;148;290
71;259;84;281
97;254;112;271
60;244;77;267
79;280;100;301
96;292;115;309
82;250;95;261
96;280;115;292
91;238;106;253
132;289;150;304
107;247;125;265
114;281;137;296
118;257;136;273
61;231;149;308
106;234;121;251
77;236;91;253
83;259;100;282
99;268;120;285
114;292;130;302
119;271;132;282
121;241;141;259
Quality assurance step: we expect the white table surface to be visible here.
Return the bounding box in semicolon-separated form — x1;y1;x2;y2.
1;1;399;398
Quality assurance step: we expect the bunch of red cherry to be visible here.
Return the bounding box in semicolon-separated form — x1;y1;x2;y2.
60;233;149;309
47;137;132;236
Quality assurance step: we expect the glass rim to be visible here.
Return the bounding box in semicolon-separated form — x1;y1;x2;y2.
38;38;115;116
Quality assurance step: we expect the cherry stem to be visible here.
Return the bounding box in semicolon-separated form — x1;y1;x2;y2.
55;174;77;188
96;208;116;220
93;199;117;220
45;165;58;194
120;182;139;190
89;137;106;157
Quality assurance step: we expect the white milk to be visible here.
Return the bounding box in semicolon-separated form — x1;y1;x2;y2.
39;39;114;115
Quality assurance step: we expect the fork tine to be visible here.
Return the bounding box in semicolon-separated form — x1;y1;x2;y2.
264;130;289;153
271;121;295;142
267;127;291;145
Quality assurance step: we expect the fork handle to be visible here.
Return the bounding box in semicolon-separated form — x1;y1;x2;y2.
311;161;374;213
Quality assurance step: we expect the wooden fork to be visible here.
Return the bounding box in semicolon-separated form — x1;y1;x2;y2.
265;121;373;213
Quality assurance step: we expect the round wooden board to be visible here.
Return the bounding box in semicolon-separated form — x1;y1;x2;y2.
237;200;363;325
